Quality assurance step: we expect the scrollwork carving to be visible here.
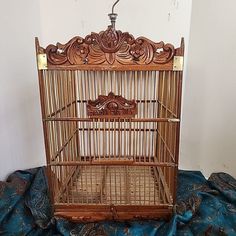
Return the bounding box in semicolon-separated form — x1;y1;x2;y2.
44;26;176;66
87;92;137;117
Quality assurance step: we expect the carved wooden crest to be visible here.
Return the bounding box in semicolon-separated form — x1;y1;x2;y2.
87;92;137;117
43;26;178;67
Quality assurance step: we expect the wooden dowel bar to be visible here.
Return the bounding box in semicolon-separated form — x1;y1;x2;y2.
44;117;180;122
38;64;182;214
49;161;177;167
47;101;77;118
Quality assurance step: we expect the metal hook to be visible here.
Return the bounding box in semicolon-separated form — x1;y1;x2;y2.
112;0;120;14
108;0;120;29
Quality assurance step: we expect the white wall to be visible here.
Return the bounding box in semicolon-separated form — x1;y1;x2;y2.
0;1;45;180
0;0;192;180
1;0;235;181
181;0;236;178
39;0;192;48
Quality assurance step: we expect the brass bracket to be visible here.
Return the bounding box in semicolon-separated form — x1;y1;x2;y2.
173;56;184;71
37;53;47;70
168;118;180;123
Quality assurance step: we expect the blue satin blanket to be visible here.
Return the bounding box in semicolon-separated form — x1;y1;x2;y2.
0;168;236;235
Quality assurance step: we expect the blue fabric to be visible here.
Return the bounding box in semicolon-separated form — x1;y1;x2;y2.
0;168;236;236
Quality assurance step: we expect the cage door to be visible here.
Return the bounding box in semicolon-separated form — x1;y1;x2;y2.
85;91;137;164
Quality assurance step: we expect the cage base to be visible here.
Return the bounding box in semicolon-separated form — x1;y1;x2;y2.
53;165;173;222
54;205;173;222
59;166;171;205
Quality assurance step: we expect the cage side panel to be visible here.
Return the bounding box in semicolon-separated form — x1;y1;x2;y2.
173;71;183;201
157;71;180;199
37;69;55;202
42;70;78;163
40;69;181;208
44;70;179;167
157;71;182;201
41;70;80;202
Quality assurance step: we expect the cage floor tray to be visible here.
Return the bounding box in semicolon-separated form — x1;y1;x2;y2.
60;166;170;205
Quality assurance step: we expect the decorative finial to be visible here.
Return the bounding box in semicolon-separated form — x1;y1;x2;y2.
108;0;120;29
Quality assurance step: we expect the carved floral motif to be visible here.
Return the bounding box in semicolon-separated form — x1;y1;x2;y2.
45;26;175;66
87;92;137;117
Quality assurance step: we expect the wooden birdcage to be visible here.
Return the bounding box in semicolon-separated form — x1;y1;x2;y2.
35;6;184;221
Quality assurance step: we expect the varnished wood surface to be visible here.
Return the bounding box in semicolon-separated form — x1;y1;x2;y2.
87;92;137;117
35;28;184;222
54;205;172;222
36;28;184;70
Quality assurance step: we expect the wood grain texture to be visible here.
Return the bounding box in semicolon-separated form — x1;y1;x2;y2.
38;26;183;68
54;205;172;222
35;26;184;222
87;92;137;117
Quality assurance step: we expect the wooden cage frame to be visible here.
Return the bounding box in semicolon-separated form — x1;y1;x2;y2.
35;25;184;222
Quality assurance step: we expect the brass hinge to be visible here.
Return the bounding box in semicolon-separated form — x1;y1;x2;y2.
173;56;184;71
37;53;47;70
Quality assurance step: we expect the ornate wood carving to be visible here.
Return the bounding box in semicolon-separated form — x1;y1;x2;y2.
87;92;137;117
44;26;176;66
